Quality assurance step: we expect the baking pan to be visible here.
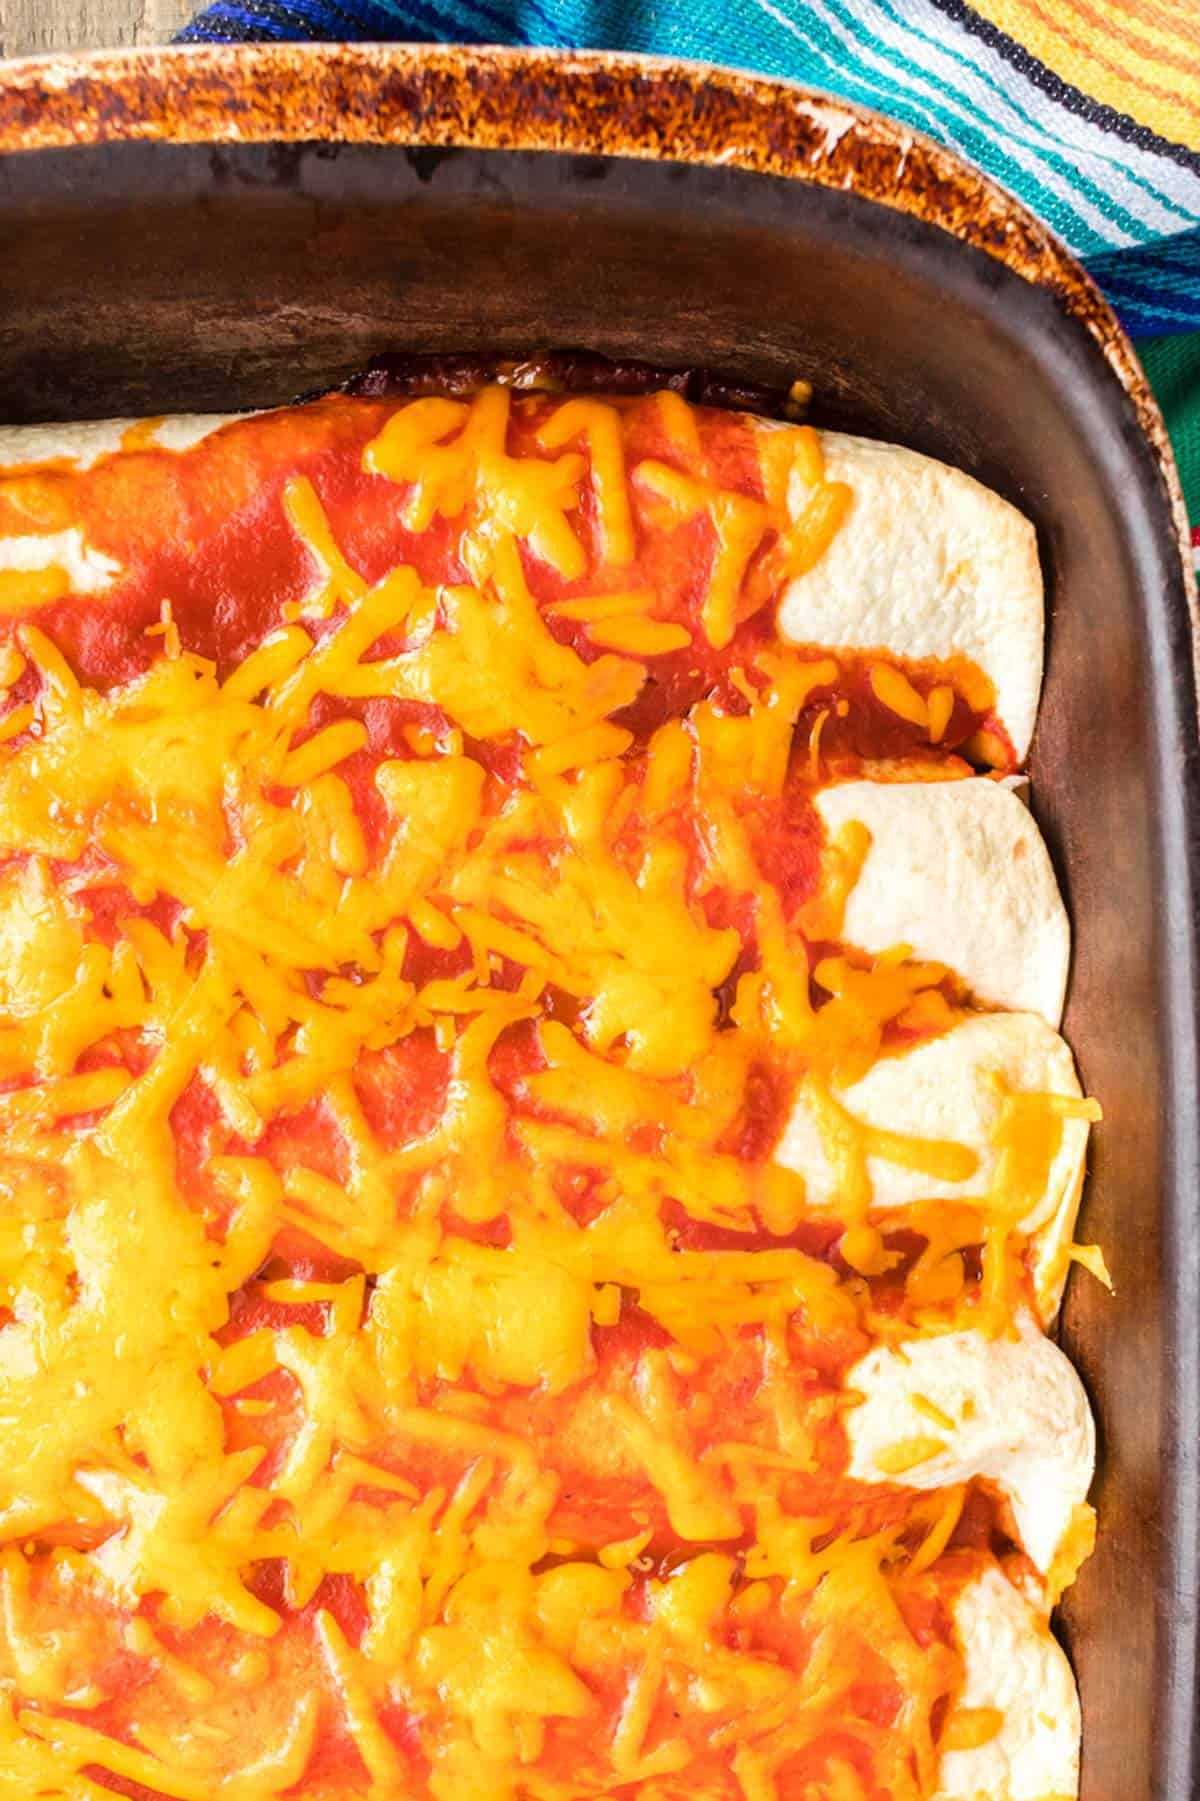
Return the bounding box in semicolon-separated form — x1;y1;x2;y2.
0;44;1195;1801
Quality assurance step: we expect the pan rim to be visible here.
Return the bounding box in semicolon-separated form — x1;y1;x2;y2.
0;38;1196;1800
0;41;1189;604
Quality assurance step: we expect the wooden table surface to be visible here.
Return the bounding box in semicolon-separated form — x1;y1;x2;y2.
1;0;194;57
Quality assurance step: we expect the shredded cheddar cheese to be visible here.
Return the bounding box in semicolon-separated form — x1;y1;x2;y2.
0;386;1095;1801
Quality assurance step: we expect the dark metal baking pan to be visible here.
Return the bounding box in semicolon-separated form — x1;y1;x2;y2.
0;44;1195;1801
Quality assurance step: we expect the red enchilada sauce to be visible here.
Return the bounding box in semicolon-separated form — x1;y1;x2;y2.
0;390;1057;1801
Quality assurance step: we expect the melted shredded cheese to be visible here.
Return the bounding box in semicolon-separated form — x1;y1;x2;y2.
0;387;1097;1801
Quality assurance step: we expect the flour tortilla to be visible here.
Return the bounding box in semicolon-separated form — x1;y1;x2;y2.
0;414;255;473
776;1011;1091;1322
934;1565;1081;1801
814;776;1070;1027
0;415;263;603
845;1312;1095;1579
2;416;1044;781
0;528;121;598
765;426;1043;764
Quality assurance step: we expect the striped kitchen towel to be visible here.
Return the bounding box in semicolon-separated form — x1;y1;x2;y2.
178;0;1200;572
